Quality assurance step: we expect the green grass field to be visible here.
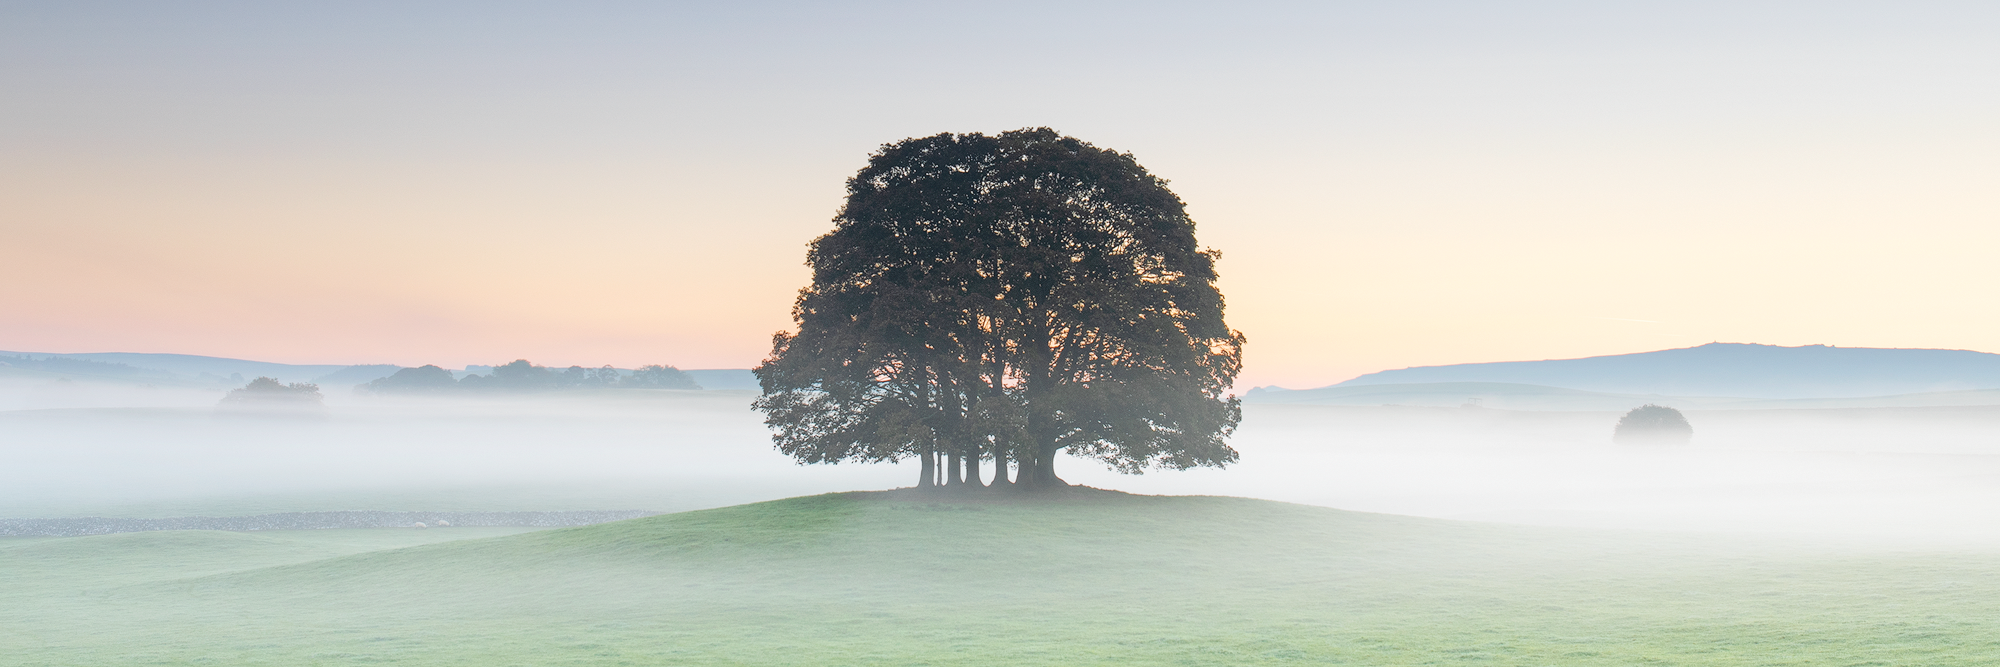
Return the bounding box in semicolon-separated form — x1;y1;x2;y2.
5;489;1997;666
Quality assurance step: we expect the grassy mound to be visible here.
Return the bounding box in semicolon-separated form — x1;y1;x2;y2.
6;490;1999;665
0;527;540;594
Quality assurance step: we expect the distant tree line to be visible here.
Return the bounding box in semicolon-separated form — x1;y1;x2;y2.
220;377;325;408
358;360;701;395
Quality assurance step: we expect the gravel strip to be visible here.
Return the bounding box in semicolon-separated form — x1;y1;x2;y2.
0;510;657;537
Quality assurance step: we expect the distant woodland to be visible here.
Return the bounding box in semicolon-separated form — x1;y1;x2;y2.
220;377;325;408
359;360;701;395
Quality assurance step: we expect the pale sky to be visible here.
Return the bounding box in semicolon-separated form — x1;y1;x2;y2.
4;1;1997;389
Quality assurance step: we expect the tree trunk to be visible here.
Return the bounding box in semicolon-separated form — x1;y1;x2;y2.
963;448;983;488
1020;444;1057;488
1023;405;1063;488
989;449;1011;486
918;450;936;488
946;450;963;486
1011;446;1034;489
1036;442;1064;486
1022;398;1052;488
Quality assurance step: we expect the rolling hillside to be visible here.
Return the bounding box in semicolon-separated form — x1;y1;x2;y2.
0;350;757;392
4;490;1997;666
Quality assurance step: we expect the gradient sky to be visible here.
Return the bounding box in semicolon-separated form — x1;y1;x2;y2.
4;1;1997;389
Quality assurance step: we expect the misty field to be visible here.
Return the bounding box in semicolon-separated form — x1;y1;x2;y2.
9;392;2000;665
11;393;2000;538
5;490;1998;666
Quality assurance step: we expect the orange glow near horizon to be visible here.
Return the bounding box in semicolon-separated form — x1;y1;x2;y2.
5;4;1999;389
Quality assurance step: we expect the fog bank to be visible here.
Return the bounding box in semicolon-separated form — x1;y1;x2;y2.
4;386;1999;544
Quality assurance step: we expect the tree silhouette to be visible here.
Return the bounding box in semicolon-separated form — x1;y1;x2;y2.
755;128;1244;489
219;377;325;410
626;364;701;390
363;361;701;394
1614;404;1693;444
360;365;458;394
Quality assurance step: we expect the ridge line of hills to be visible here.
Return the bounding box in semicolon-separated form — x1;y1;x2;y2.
1316;342;2000;399
15;342;2000;410
0;350;759;391
1240;380;2000;411
1241;342;2000;411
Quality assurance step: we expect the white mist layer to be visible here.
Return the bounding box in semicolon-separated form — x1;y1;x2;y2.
4;380;1999;544
1063;405;2000;544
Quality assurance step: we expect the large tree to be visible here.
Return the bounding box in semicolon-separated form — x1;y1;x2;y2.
754;128;1243;489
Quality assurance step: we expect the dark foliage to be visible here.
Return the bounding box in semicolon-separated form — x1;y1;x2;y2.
220;376;325;407
360;365;459;394
755;128;1244;488
1614;404;1693;444
359;360;698;395
463;360;622;392
628;364;702;390
476;359;555;391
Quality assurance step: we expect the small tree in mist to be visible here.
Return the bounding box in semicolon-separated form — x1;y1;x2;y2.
359;365;458;394
220;377;325;410
1613;404;1693;444
626;364;702;390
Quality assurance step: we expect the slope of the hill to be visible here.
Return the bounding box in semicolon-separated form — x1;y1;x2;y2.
0;350;365;384
1335;342;2000;398
1242;381;2000;411
5;490;1997;666
1241;381;1737;410
0;527;539;597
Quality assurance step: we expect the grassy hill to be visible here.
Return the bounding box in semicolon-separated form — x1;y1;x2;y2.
5;490;1998;665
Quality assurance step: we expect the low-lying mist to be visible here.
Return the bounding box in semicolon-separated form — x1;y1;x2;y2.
5;377;2000;545
1074;404;2000;543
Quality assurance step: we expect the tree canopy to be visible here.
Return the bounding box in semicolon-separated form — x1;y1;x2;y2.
754;128;1244;489
628;364;703;390
219;376;325;411
359;361;701;395
363;365;460;394
1613;404;1693;444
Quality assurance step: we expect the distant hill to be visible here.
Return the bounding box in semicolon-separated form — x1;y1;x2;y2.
0;351;367;385
1241;380;2000;411
1333;343;2000;399
0;350;750;391
1243;382;1718;411
0;354;181;382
